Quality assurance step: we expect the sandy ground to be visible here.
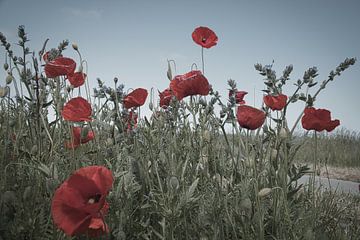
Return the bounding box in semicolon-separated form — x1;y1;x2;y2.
311;165;360;183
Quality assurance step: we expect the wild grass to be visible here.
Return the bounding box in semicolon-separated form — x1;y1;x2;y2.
293;128;360;168
0;26;359;239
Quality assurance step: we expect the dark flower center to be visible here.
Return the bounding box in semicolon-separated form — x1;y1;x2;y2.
202;37;207;43
88;193;101;204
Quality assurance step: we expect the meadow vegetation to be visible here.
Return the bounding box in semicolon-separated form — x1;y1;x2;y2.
0;26;358;239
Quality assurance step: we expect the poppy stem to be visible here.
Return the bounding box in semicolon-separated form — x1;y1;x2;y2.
201;46;205;74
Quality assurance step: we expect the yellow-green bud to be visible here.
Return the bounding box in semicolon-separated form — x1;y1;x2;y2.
106;137;114;146
0;86;8;98
4;63;9;70
72;43;78;51
279;127;288;139
258;188;272;198
271;149;278;159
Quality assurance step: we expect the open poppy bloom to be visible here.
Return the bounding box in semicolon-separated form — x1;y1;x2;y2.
237;105;266;130
159;88;173;108
170;70;210;101
301;107;340;132
45;57;76;78
62;97;92;122
229;90;248;104
192;26;218;49
263;94;288;111
68;72;86;88
123;88;148;109
51;166;113;237
65;127;95;149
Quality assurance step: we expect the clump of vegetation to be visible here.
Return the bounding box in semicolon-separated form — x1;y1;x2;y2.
0;26;358;239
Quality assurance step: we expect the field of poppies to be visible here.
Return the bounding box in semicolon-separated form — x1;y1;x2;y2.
0;26;359;239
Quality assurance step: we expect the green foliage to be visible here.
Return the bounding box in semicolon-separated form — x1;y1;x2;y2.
0;26;359;240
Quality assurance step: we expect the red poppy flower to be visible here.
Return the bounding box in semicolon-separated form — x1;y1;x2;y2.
68;72;86;88
301;107;340;132
159;88;173;108
51;166;113;237
192;26;218;49
170;70;210;100
45;57;76;78
65;127;95;149
123;88;148;109
263;94;288;111
127;111;138;131
229;90;248;104
62;97;92;122
237;105;266;130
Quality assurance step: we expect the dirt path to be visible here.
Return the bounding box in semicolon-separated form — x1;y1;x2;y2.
309;165;360;183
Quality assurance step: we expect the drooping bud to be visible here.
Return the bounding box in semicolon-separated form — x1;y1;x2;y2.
169;176;179;190
271;149;278;159
258;188;272;198
72;43;78;51
6;74;13;84
279;127;288;140
0;86;8;98
3;63;9;70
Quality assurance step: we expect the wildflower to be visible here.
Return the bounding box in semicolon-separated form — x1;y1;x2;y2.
229;90;248;104
159;88;173;108
263;94;287;111
301;107;340;132
65;126;95;149
67;72;86;88
51;166;113;237
62;97;92;122
236;105;266;130
45;57;76;78
170;70;210;100
123;88;148;109
192;26;218;49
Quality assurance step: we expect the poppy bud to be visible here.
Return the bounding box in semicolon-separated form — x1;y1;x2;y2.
72;43;78;51
202;130;211;142
149;101;154;111
279;127;288;139
106;137;114;146
9;119;16;127
169;176;179;190
3;63;9;70
0;86;8;98
258;188;272;198
239;197;252;210
23;186;32;202
271;149;278;159
2;191;17;204
30;145;38;155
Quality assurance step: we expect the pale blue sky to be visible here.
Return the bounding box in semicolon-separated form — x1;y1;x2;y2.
1;0;359;132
